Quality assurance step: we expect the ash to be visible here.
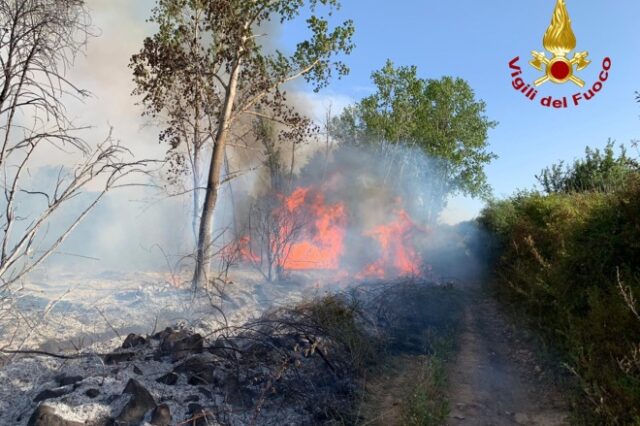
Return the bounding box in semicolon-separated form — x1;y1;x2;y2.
0;271;452;425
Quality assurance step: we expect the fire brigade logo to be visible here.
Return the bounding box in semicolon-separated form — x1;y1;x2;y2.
529;0;590;87
508;0;611;108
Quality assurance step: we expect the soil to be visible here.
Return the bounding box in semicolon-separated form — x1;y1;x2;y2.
360;284;572;426
446;288;571;426
358;354;429;426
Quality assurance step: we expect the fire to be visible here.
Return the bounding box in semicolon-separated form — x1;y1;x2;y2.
282;188;347;270
239;185;428;280
284;187;309;211
357;209;424;279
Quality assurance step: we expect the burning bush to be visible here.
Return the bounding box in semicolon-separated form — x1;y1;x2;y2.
241;192;309;282
235;145;438;282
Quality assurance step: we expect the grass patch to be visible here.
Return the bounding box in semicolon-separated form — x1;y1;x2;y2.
401;356;449;426
351;284;464;426
399;322;459;426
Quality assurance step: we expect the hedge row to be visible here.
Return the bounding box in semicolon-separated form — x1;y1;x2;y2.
480;176;640;424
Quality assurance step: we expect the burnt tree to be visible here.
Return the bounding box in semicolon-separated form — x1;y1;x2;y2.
0;1;146;303
131;0;354;290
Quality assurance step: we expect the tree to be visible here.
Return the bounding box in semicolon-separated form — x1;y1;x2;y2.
132;0;354;289
536;140;640;194
0;1;144;291
331;60;497;222
254;114;285;193
244;193;305;282
130;0;216;242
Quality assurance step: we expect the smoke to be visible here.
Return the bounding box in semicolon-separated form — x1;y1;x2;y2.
229;141;485;282
9;1;356;277
17;1;482;283
28;114;484;280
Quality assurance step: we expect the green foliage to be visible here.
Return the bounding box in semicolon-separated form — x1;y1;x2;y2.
331;60;497;213
134;0;355;95
536;140;640;194
401;358;450;426
131;0;355;168
480;175;640;424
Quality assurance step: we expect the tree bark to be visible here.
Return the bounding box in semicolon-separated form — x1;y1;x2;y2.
191;144;200;242
193;60;241;289
191;7;202;243
289;139;296;191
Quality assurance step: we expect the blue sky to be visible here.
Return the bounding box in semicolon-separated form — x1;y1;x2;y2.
280;0;640;216
76;0;640;222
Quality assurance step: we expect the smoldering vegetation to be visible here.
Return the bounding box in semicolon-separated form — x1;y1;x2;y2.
3;280;465;426
229;142;478;283
0;138;489;425
0;1;495;425
0;140;487;426
18;140;479;282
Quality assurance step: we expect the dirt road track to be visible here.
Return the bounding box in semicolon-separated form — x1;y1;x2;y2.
447;290;570;426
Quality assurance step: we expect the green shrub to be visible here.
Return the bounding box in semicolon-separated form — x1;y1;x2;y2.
536;141;640;194
401;357;449;426
480;175;640;424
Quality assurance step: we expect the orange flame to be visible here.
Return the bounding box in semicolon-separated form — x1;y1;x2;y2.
357;209;425;279
283;188;347;270
240;185;428;280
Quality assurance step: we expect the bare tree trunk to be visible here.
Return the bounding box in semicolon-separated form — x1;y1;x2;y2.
192;146;200;242
193;60;241;289
224;152;239;238
191;7;202;243
319;107;333;182
289;140;296;191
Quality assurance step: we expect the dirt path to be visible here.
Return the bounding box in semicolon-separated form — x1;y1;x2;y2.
447;290;570;426
358;354;430;426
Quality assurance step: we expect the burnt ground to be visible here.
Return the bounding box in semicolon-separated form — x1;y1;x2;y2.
447;285;571;426
5;280;467;426
2;276;574;426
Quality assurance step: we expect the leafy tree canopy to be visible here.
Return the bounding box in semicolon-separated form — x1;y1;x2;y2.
331;60;497;203
536;140;640;194
130;0;355;286
333;61;497;195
